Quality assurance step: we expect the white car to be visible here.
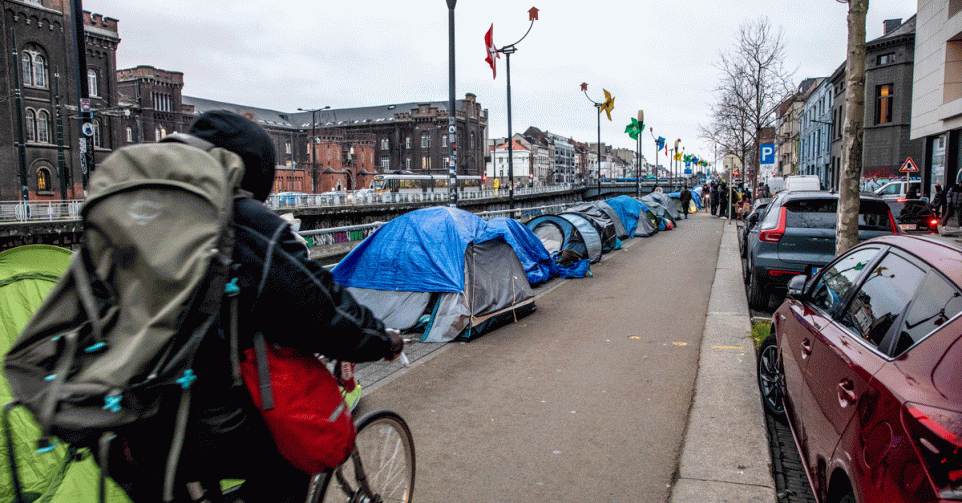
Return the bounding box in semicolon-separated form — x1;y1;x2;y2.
874;179;922;200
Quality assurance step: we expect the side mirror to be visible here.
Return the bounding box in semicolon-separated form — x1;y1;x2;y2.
786;274;808;299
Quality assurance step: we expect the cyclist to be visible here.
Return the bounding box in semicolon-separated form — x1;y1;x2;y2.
94;110;404;502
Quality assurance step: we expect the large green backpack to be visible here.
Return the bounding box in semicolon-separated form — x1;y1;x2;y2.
3;133;246;502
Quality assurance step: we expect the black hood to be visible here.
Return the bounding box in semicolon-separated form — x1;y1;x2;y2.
188;110;276;201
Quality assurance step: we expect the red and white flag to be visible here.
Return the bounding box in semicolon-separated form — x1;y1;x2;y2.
484;24;499;79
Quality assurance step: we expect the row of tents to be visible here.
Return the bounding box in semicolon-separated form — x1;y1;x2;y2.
331;191;697;343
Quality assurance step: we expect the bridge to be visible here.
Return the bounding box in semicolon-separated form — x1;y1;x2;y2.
0;181;682;258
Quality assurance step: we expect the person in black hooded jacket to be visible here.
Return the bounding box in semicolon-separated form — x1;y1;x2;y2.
96;110;403;503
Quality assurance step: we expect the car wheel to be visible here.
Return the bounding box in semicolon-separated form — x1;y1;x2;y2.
748;273;769;310
757;334;786;422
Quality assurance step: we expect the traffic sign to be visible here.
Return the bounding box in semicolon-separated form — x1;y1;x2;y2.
900;157;919;173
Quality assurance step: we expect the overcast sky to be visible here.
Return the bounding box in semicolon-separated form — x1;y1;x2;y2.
84;0;915;163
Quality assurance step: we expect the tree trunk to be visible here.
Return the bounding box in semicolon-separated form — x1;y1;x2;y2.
836;0;868;255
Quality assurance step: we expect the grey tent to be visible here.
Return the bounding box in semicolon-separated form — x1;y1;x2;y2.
563;204;619;250
526;214;603;263
644;192;682;220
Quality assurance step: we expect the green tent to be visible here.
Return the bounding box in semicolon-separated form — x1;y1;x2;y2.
0;245;130;503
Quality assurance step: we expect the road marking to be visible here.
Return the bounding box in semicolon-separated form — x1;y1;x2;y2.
711;345;746;350
672;342;687;346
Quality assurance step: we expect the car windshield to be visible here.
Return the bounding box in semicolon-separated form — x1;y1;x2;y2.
782;199;891;231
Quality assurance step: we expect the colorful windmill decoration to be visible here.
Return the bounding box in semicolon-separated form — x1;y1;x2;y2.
624;117;645;140
600;89;615;121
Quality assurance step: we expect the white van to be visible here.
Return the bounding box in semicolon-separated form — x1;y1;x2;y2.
783;175;821;192
766;177;785;194
874;180;922;200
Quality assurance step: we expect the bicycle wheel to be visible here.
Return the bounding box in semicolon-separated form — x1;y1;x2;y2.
311;410;416;503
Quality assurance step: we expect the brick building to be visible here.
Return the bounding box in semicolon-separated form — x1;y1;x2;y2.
0;1;120;200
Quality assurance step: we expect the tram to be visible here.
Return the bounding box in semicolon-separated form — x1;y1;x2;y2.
371;174;484;195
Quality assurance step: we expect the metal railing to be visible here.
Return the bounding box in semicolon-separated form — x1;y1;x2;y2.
0;200;84;223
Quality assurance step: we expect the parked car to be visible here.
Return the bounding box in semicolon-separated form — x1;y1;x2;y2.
757;233;962;503
739;197;773;259
744;191;898;310
886;198;940;234
875;179;922;200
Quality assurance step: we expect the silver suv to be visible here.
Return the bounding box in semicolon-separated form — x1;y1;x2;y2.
744;191;898;310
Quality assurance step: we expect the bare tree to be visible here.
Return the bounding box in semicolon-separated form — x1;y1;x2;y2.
836;0;868;254
701;17;794;197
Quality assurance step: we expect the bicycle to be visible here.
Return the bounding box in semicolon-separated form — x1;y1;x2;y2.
307;409;416;503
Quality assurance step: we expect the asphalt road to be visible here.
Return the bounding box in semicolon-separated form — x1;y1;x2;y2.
355;213;726;502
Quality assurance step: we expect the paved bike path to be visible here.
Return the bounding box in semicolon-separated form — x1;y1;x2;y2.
354;213;746;502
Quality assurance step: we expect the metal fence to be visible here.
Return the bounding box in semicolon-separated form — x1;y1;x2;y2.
0;184;582;224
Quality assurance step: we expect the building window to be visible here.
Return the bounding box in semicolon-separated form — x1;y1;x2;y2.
380;157;390;169
876;84;893;124
877;53;896;65
405;158;411;170
442;135;447;147
36;167;51;192
25;109;36;143
36;110;50;143
470;132;475;150
21;46;47;88
155;127;161;142
285;142;292;154
92;120;101;148
88;70;99;97
405;137;411;149
421;133;430;148
380;138;389;150
126;127;133;143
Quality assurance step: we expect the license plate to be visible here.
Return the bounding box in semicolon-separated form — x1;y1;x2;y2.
899;223;917;230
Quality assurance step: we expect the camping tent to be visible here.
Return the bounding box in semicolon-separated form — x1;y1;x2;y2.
482;217;560;286
562;204;619;251
644;192;682;220
604;195;657;237
332;207;535;343
0;245;131;503
668;191;700;214
526;214;603;263
638;196;676;223
567;202;627;239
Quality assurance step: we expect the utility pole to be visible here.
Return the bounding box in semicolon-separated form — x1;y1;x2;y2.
446;0;458;207
71;0;94;190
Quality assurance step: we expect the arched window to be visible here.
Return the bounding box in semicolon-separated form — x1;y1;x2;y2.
21;46;48;88
92;119;101;148
25;109;36;143
126;127;133;143
160;127;167;139
21;52;32;86
36;110;50;143
36;167;51;192
470;132;475;150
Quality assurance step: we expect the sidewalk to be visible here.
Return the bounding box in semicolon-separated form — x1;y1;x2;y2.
669;218;776;502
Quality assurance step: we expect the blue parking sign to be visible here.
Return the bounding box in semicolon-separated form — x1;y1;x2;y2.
760;143;775;165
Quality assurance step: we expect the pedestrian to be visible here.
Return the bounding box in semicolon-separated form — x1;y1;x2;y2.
680;185;692;219
710;182;719;217
718;182;729;218
701;183;710;212
941;184;962;227
92;110;404;503
932;184;946;216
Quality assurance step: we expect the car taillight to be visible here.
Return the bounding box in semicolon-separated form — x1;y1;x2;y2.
931;219;940;229
759;207;787;242
902;403;962;500
889;211;900;233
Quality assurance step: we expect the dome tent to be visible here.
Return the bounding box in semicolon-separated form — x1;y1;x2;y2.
643;192;682;220
332;207;535;343
604;195;657;237
562;204;619;252
525;214;603;263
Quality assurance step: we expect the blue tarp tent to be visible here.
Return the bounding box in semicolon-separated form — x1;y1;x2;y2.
332;207;536;342
480;217;560;287
604;195;657;237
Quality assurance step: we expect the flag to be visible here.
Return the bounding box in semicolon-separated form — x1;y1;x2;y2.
484;24;499;79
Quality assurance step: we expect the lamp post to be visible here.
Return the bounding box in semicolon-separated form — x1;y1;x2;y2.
446;0;458;207
581;83;612;197
298;106;330;193
491;7;539;210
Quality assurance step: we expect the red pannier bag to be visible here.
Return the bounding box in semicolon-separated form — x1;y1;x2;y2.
240;336;356;473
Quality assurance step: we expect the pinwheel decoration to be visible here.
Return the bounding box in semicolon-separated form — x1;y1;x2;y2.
624;117;645;140
600;89;615;121
654;136;666;152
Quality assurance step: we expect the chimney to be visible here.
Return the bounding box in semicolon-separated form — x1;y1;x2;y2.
883;18;902;35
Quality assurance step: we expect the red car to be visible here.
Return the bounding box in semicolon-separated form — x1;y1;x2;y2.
757;233;962;503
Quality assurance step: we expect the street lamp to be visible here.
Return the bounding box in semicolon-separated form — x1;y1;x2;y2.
488;7;539;210
581;83;614;197
298;106;330;193
446;0;458;207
